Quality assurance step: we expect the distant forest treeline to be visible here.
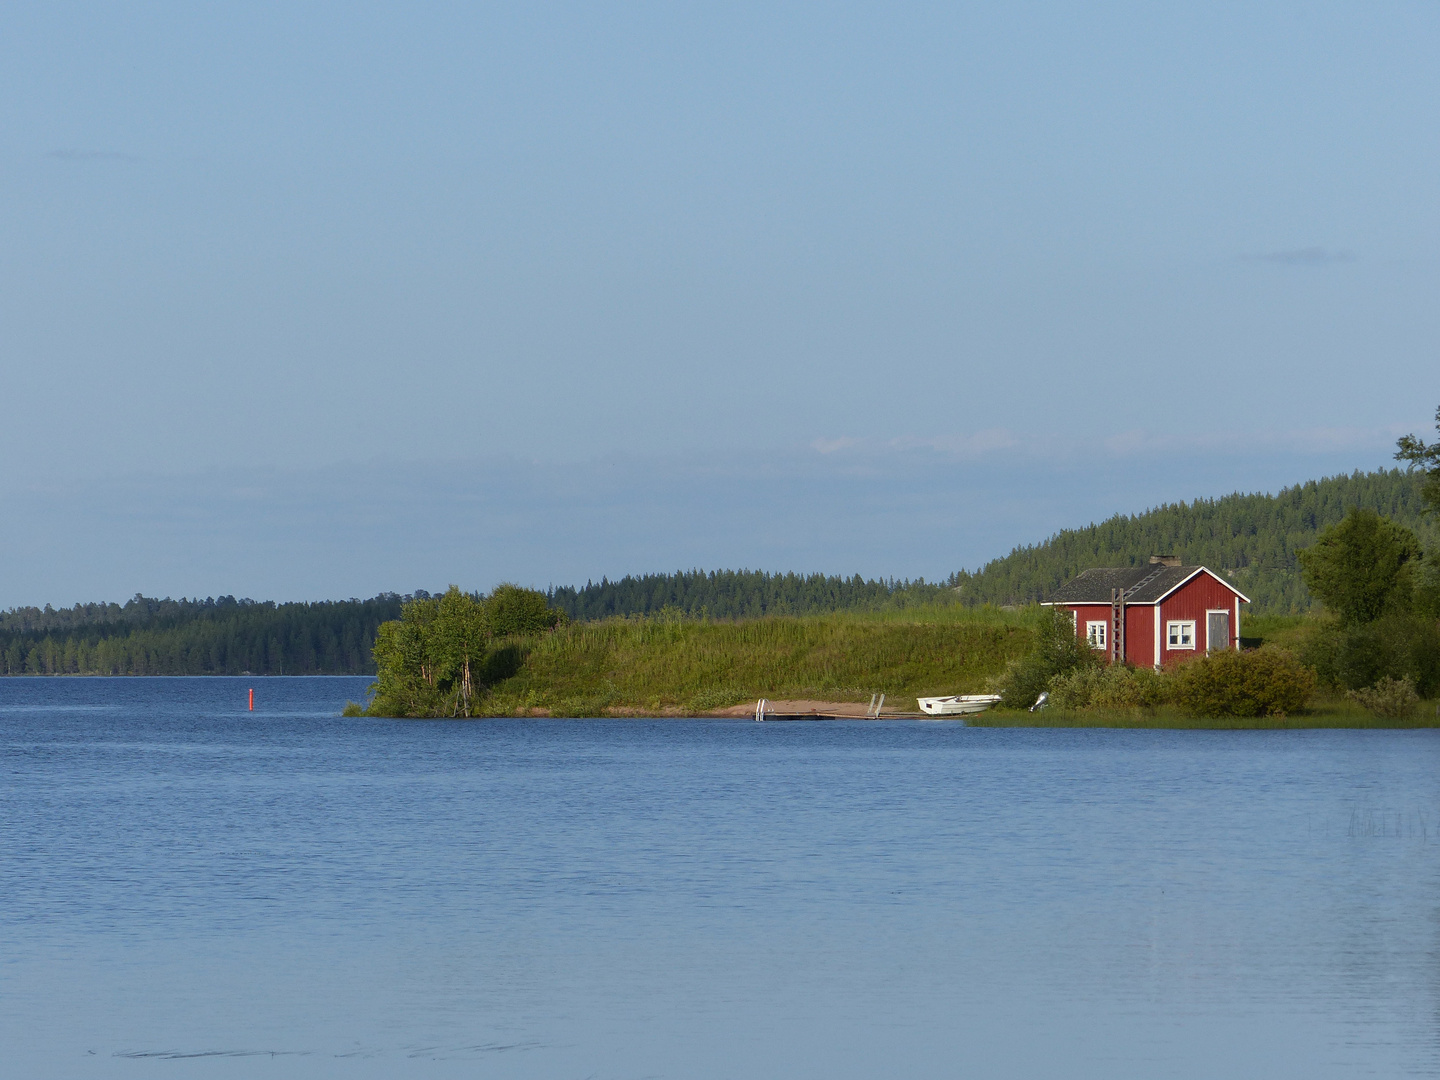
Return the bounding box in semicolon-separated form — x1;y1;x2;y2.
2;576;946;676
4;468;1434;674
546;570;951;621
951;469;1437;613
0;594;404;676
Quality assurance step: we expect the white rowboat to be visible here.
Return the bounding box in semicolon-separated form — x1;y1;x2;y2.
916;694;1003;717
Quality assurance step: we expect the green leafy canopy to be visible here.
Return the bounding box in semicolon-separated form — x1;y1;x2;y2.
1396;405;1440;516
367;584;565;718
1297;508;1421;625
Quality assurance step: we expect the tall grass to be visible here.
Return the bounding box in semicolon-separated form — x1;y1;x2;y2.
1239;612;1320;650
476;607;1038;716
969;696;1440;728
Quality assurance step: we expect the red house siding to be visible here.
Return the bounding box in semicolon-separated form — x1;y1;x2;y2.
1125;605;1155;669
1068;605;1113;655
1158;572;1242;666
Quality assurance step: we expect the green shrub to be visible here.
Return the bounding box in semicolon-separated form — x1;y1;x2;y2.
1126;666;1175;709
1046;666;1107;711
1171;649;1315;718
1048;664;1132;710
1302;614;1440;697
997;607;1096;709
1346;675;1420;718
1047;663;1174;711
489;583;569;636
685;686;746;712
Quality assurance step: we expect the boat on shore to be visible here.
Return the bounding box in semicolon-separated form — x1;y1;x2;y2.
916;694;1002;717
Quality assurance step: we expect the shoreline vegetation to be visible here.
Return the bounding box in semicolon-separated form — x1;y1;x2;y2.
357;593;1039;719
344;595;1439;727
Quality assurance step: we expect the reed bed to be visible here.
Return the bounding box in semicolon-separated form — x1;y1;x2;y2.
969;697;1440;729
477;608;1037;716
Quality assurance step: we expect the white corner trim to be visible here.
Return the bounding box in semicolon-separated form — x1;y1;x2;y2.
1153;602;1162;670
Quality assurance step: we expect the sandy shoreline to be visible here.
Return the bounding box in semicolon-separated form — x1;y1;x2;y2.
518;699;925;718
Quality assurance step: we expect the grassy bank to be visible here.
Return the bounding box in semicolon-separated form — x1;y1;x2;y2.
369;603;1440;726
970;696;1440;729
1237;612;1320;651
473;605;1040;717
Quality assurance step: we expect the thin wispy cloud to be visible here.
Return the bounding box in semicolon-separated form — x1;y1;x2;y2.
898;430;1021;457
46;149;138;162
807;423;1405;466
1244;247;1357;266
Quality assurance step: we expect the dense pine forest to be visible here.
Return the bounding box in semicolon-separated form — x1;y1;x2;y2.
546;570;951;620
0;594;404;676
950;469;1436;613
4;468;1436;675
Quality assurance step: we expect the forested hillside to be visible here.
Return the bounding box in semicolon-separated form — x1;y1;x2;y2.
0;594;405;675
951;469;1436;613
547;570;950;620
546;470;1436;618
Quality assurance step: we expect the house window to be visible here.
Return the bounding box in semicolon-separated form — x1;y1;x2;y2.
1167;620;1196;650
1086;621;1107;650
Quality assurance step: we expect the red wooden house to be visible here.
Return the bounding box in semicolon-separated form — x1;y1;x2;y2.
1042;556;1249;668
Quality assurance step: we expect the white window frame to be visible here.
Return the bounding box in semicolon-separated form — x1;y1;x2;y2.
1167;620;1196;650
1086;621;1107;650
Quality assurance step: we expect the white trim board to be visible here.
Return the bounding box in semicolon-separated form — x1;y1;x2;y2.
1153;602;1162;670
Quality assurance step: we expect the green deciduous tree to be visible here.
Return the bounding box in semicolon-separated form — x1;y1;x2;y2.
1300;612;1440;697
368;594;444;717
1296;508;1421;625
432;586;491;717
489;583;567;637
1396;405;1440;514
996;606;1095;709
365;584;563;717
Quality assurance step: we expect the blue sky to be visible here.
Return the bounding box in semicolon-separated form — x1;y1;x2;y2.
2;3;1436;606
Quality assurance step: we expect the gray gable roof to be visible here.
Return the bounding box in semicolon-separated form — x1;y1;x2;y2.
1046;565;1247;605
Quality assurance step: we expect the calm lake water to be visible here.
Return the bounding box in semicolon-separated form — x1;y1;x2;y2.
2;677;1437;1079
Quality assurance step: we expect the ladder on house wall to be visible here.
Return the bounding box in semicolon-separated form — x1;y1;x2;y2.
1110;588;1126;664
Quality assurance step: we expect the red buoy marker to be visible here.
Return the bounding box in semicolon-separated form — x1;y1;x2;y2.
248;688;254;711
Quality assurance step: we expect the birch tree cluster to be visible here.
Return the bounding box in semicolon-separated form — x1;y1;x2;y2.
367;585;566;717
